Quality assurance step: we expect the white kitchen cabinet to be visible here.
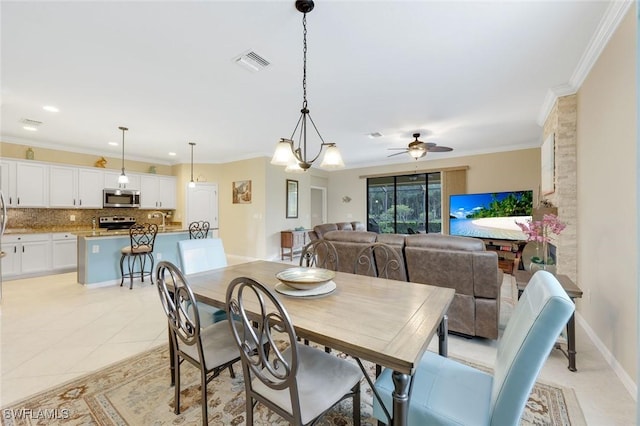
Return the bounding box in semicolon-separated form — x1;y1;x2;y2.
16;161;49;207
104;171;141;191
50;166;103;208
77;168;105;208
140;175;176;209
1;234;51;278
52;233;77;270
0;160;48;207
49;165;76;207
0;160;17;207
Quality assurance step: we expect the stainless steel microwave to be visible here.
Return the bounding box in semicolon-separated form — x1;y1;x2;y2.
103;189;140;208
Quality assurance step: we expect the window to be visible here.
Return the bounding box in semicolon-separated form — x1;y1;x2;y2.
367;172;442;234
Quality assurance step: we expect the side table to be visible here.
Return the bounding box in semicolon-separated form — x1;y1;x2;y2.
513;270;583;372
280;230;308;261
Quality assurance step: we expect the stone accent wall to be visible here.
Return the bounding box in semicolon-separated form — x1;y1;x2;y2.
542;94;578;280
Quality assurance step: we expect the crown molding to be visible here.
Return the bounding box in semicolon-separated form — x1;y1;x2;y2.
536;1;634;126
0;135;174;165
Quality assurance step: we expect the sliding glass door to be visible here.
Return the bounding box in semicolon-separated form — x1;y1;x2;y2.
367;172;442;234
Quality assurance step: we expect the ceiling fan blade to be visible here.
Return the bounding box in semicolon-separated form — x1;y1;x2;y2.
387;151;407;157
427;146;453;152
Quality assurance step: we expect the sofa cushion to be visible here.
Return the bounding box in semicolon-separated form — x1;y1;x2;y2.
336;222;354;231
313;223;339;239
405;234;486;251
376;233;405;246
405;247;476;296
323;230;378;243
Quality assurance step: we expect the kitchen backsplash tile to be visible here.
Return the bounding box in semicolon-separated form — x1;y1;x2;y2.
6;208;178;231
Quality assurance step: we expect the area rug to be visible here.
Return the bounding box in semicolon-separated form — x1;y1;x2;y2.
1;343;585;426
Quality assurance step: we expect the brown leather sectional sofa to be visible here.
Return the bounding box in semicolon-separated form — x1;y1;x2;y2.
307;222;502;339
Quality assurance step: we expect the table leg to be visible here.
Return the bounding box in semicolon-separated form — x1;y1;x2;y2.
438;314;448;357
391;371;411;426
567;312;577;372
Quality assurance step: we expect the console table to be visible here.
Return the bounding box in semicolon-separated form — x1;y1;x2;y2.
280;230;308;260
513;270;583;371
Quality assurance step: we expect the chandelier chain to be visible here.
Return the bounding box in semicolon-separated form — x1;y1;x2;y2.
302;13;307;109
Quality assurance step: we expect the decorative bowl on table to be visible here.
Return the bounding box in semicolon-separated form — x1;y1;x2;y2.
275;267;335;290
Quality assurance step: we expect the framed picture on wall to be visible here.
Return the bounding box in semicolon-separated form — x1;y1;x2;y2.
541;133;555;195
286;179;298;218
233;180;252;204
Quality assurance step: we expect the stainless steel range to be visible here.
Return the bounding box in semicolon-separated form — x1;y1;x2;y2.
99;216;136;230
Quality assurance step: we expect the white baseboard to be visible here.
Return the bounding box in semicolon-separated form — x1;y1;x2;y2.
576;312;637;400
84;279;120;288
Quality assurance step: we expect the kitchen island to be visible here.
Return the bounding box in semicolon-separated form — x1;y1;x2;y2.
77;228;191;285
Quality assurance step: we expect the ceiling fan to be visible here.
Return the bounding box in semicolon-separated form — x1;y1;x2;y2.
387;133;453;160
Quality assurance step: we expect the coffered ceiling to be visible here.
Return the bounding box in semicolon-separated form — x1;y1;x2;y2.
0;1;627;168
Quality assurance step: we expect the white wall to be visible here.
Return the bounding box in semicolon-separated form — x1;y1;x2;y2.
576;6;637;391
326;149;540;225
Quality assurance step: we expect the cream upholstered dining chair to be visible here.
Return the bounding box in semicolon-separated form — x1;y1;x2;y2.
155;261;242;426
299;239;339;270
177;238;228;326
119;223;158;289
372;270;575;425
188;221;210;239
353;242;407;282
226;276;363;426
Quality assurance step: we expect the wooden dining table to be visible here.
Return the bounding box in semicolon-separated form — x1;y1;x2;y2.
182;260;455;426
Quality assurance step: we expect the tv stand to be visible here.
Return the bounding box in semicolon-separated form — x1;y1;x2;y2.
482;239;524;275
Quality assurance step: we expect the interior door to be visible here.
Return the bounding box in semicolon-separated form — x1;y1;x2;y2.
310;186;326;228
186;183;218;234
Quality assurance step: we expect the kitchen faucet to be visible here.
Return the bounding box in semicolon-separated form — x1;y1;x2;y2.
150;211;166;229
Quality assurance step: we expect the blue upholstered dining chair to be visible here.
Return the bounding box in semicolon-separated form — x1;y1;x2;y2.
373;270;575;426
177;238;228;326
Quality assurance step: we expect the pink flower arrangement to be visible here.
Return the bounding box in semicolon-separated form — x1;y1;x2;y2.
517;214;566;265
517;213;566;243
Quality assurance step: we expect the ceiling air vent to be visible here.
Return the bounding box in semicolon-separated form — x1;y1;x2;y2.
21;118;43;131
235;50;270;72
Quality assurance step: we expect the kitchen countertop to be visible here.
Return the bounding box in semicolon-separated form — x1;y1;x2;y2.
3;225;186;236
76;227;188;237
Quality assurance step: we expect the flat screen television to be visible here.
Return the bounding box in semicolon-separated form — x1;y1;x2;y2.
449;190;533;241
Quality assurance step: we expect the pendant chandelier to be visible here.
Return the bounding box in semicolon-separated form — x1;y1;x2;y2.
188;142;196;188
117;126;129;184
271;0;344;172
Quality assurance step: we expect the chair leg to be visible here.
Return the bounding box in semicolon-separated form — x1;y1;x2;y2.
139;254;146;283
148;252;155;285
353;382;361;426
246;395;254;426
200;367;208;426
119;254;126;287
127;255;135;289
174;353;181;415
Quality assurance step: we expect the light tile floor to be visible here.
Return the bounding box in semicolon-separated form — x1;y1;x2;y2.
0;261;636;425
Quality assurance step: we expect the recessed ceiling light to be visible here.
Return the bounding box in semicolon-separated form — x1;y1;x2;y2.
168;152;176;156
43;105;59;113
108;142;118;146
23;126;38;131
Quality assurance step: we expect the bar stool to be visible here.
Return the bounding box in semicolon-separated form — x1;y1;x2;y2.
188;221;210;239
120;223;158;289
